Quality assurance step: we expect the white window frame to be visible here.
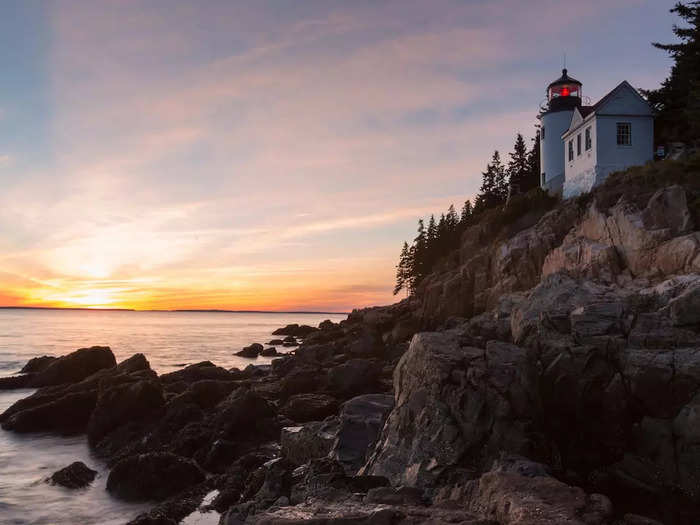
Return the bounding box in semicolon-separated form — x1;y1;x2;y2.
568;140;574;161
585;126;592;151
577;133;582;156
616;122;632;146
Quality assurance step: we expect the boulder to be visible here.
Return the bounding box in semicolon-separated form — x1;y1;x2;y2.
364;334;542;487
327;359;380;397
319;320;338;331
281;419;339;466
280;393;339;423
106;452;205;501
27;346;116;387
48;461;97;489
280;366;322;398
160;361;234;384
1;390;97;434
331;394;393;475
212;388;277;442
460;466;612;525
0;354;153;434
236;343;263;358
273;324;318;337
260;347;278;357
87;378;165;446
20;355;57;374
268;339;284;345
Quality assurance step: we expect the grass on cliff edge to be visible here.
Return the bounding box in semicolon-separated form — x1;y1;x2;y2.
585;154;700;221
467;154;700;244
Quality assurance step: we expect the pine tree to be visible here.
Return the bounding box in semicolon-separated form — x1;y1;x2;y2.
393;242;411;295
427;215;438;249
526;130;541;191
446;204;459;246
645;2;700;144
491;151;508;203
507;134;529;194
460;200;473;227
410;219;428;290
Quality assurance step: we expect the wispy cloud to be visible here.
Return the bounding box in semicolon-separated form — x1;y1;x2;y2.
0;0;677;310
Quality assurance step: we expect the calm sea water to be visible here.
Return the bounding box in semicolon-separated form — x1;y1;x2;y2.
0;308;346;525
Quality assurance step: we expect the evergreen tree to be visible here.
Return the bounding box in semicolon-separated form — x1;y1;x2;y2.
446;204;459;246
645;2;700;144
460;199;473;227
410;219;428;290
393;241;411;295
507;134;529;194
526;130;541;191
427;215;438;249
491;151;508;203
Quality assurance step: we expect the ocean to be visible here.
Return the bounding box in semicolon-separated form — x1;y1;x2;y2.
0;308;347;525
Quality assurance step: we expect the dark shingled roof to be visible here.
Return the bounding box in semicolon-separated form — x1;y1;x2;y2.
579;106;595;118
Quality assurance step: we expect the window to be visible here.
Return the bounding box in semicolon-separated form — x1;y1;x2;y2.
585;127;592;151
568;140;574;161
616;122;631;145
541;126;545;140
577;134;582;156
541;172;546;185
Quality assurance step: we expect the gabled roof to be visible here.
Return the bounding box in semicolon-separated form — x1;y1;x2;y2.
562;81;652;139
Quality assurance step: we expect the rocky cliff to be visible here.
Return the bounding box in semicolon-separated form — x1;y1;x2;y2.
1;157;699;524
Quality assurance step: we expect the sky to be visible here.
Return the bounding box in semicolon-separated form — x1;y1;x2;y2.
0;0;680;311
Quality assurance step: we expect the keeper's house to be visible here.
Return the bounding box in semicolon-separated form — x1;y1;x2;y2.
538;69;654;199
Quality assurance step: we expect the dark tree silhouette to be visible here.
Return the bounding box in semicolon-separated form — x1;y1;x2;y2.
645;1;700;144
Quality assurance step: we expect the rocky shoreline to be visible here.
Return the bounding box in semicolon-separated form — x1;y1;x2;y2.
1;160;700;524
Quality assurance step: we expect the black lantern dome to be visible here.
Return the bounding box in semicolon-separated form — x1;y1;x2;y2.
545;68;582;112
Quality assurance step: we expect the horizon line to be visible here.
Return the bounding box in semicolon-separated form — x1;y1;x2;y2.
0;306;350;315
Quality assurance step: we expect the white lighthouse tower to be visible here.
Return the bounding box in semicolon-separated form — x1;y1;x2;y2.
538;69;583;195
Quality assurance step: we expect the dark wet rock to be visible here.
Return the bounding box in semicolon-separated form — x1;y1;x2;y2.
20;355;57;374
364;486;424;506
27;346;116;387
212;388;277;442
273;324;318;338
2;389;98;434
331;394;393;475
48;461;97;489
236;343;263;358
0;375;31;389
319;319;338;331
159;361;234;384
280;393;339;423
172;380;237;410
87;377;165;447
280;365;322;398
242;364;272;378
282;341;299;347
270;356;296;377
327;359;381;397
0;354;153;434
281;418;339;466
106;452;205;501
295;343;336;364
273;324;300;335
260;347;279;357
268;339;284;345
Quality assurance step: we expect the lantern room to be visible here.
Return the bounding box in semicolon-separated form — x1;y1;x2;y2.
545;68;582;112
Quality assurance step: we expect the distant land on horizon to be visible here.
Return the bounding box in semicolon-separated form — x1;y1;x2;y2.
0;306;350;315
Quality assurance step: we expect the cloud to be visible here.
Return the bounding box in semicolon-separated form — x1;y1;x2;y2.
0;0;676;310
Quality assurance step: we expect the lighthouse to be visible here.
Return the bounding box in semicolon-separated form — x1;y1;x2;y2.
538;69;583;195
